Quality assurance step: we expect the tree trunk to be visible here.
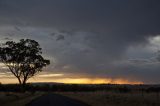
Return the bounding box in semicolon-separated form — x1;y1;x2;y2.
17;77;25;92
22;78;27;89
22;80;26;87
17;77;22;85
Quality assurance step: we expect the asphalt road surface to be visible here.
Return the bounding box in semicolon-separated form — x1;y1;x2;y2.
27;93;90;106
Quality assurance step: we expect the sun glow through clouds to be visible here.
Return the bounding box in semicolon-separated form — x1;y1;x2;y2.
0;72;143;84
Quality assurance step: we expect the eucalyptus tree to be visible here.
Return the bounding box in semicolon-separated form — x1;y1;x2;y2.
0;39;50;86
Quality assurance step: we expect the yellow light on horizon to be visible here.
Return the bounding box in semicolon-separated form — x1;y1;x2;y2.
53;78;143;84
0;72;143;85
27;77;143;85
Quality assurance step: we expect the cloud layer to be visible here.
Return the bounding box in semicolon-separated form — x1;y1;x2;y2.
0;0;160;84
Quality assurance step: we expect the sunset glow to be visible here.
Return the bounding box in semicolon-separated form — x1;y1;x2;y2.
0;69;143;84
0;73;143;85
46;78;143;84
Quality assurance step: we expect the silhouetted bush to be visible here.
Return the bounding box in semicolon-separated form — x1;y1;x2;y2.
146;87;160;93
117;86;131;93
0;83;160;93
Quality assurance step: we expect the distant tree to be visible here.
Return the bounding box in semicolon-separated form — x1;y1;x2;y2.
0;39;50;87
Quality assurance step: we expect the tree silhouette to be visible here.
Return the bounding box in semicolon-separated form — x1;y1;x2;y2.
0;39;50;86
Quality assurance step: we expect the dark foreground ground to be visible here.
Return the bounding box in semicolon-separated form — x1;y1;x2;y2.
27;93;89;106
1;84;160;106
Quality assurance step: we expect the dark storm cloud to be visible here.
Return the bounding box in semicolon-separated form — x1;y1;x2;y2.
56;35;65;41
0;0;160;31
0;0;160;83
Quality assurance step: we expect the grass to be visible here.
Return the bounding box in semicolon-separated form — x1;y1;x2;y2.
0;92;44;106
58;91;160;106
1;91;160;106
1;84;160;106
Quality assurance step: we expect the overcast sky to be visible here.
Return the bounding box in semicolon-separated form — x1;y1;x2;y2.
0;0;160;84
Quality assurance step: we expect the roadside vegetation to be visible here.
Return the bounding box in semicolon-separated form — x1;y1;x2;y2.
0;92;44;106
59;91;160;106
0;83;160;106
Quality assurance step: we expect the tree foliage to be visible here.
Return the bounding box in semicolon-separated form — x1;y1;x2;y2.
0;39;50;86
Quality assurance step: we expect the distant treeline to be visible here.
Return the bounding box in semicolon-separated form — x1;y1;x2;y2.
0;83;160;93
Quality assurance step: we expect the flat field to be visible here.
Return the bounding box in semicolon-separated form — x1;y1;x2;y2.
59;91;160;106
0;92;43;106
1;84;160;106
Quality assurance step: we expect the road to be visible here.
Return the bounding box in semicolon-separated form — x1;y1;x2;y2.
27;93;90;106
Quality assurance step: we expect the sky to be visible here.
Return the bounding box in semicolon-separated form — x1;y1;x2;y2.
0;0;160;84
